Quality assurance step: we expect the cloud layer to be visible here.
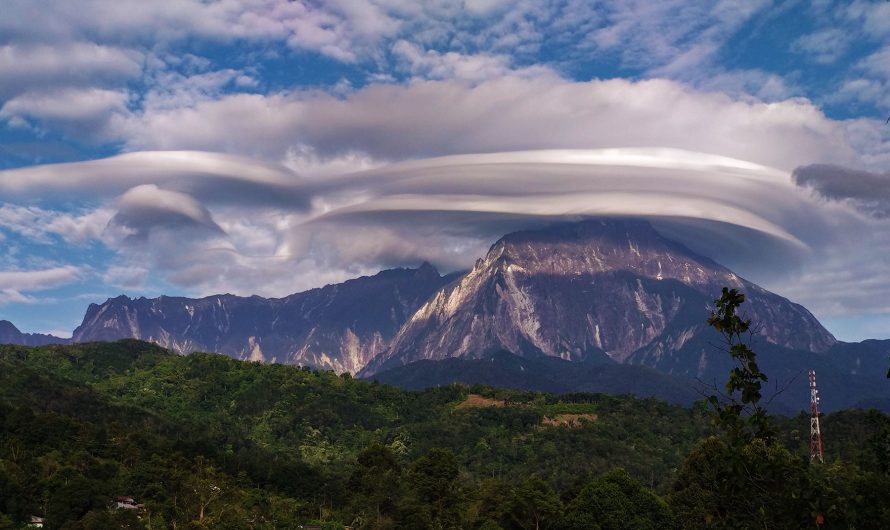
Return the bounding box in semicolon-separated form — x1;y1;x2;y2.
3;143;886;331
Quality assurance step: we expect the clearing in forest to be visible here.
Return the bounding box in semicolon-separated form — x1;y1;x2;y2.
456;394;506;409
540;413;598;429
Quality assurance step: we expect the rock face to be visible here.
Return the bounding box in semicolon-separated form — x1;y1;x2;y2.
72;264;458;373
364;219;836;376
59;218;844;379
0;320;70;346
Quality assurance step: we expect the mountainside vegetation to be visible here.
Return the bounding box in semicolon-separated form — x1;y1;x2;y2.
0;338;889;528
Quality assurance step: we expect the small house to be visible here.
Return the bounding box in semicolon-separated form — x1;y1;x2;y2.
114;496;144;510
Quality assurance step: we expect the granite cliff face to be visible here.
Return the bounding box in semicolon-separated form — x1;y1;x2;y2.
363;219;836;376
72;264;458;373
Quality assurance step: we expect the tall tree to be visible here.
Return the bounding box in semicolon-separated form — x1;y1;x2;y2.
705;287;772;444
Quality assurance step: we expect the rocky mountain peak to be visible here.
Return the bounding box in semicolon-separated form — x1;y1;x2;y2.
365;218;836;376
486;218;726;289
415;261;438;275
0;320;18;335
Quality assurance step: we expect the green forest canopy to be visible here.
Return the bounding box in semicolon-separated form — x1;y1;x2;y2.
0;340;888;529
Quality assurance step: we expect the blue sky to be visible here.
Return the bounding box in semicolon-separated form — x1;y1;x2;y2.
1;0;889;341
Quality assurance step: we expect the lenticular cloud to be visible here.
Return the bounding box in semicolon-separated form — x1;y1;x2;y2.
315;148;829;265
0;146;859;305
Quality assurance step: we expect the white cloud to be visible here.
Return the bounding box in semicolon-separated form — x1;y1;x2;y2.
845;0;890;40
589;0;770;73
0;150;309;206
834;78;888;107
86;77;863;172
141;69;253;111
792;29;852;64
0;289;37;305
0;87;130;140
859;45;890;80
0;0;778;85
282;144;383;178
110;184;224;240
0;0;401;62
391;40;556;82
0;42;142;99
102;265;150;289
692;69;797;102
0;266;82;291
0;204;112;244
844;118;890;170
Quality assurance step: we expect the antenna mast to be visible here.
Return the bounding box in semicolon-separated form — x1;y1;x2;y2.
809;369;824;463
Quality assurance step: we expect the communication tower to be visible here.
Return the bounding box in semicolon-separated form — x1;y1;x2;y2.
809;369;824;463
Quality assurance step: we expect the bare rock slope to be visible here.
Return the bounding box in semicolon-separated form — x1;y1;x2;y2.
364;219;835;377
73;264;458;373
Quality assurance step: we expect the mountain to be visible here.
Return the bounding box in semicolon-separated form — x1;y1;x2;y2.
30;217;888;410
72;264;460;373
363;219;837;378
0;320;70;346
366;350;701;406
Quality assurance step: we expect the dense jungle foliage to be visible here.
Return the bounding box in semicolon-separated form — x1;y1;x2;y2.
0;339;889;529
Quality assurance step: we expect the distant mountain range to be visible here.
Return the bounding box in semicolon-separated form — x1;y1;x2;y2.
71;264;461;374
0;320;70;347
3;218;888;411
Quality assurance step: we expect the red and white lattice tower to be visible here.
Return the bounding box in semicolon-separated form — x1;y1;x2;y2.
809;369;824;463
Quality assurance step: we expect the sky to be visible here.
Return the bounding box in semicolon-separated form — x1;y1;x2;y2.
0;0;889;341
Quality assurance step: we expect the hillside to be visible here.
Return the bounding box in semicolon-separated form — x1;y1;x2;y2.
1;341;889;529
0;340;708;528
367;350;701;406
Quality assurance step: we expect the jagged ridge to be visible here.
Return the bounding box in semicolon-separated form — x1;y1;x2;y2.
72;264;459;373
364;219;835;376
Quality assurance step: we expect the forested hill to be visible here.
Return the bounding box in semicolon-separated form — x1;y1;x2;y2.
1;341;889;529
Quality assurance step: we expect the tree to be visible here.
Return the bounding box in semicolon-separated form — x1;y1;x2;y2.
45;472;103;529
508;476;562;530
398;449;463;530
670;287;812;528
472;479;512;529
348;442;403;528
563;468;672;530
705;287;772;444
181;456;231;526
670;436;809;529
